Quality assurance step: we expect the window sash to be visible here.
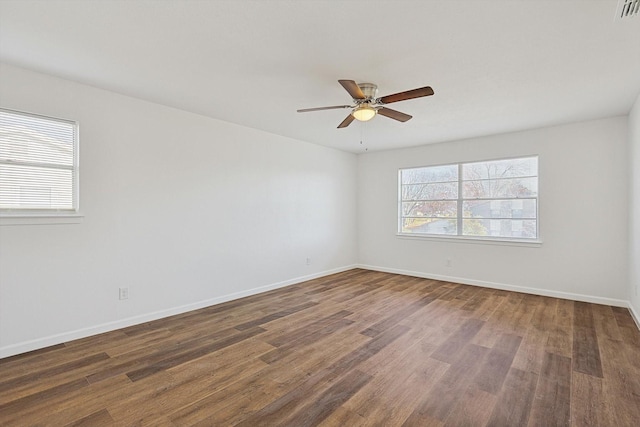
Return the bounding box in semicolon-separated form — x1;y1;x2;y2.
0;108;78;213
399;156;538;240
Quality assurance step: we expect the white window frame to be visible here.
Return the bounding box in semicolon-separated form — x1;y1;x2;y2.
398;156;541;246
0;108;82;225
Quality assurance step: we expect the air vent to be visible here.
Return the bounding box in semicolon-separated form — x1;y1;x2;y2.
616;0;639;19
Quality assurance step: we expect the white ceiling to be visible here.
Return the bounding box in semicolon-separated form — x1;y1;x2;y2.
1;0;639;153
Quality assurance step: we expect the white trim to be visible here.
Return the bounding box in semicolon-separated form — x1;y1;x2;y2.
396;233;542;247
0;214;84;226
0;264;357;359
357;264;629;308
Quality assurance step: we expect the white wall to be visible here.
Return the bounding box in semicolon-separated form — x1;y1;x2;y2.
1;64;636;359
629;92;640;324
358;117;629;305
0;64;358;358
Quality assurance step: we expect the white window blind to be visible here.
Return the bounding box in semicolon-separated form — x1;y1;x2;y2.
0;108;78;213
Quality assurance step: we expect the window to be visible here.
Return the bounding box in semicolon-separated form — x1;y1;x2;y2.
399;156;538;240
0;108;78;214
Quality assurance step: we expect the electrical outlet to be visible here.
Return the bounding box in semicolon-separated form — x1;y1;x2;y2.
119;287;129;300
445;258;453;268
306;257;312;266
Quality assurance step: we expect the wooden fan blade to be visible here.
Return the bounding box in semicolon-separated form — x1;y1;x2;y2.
337;114;355;128
297;105;352;113
378;86;434;104
338;80;366;100
378;107;412;122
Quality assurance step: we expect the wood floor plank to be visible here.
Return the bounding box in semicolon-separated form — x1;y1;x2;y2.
317;405;368;427
85;322;266;384
573;301;604;378
264;309;352;347
592;303;624;341
110;359;270;425
1;269;639;426
233;301;319;330
350;361;449;426
530;296;557;332
488;292;525;328
0;352;109;394
360;294;435;337
570;371;612;426
404;343;490;423
545;298;573;358
344;334;449;422
17;375;132;427
612;306;640;347
442;383;496;427
260;318;354;364
63;408;114;427
473;332;522;394
357;320;443;377
164;373;281;426
126;326;266;381
598;337;640;426
0;378;90;424
486;367;538;426
253;323;371;388
528;352;571;426
510;325;548;375
0;356;115;405
471;290;508;323
278;369;373;426
430;318;485;363
0;344;66;369
234;324;411;426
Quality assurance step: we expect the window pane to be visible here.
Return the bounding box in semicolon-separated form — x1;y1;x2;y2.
462;157;537;180
401;182;458;201
0;109;77;212
462;218;537;238
402;201;457;217
0;163;73;209
463;199;536;219
462;177;537;199
399;156;538;240
401;217;457;235
0;111;74;167
401;164;457;184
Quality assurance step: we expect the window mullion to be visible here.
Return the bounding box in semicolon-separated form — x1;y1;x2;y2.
457;163;463;236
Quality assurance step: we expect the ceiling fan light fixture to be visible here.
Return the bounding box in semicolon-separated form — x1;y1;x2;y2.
352;104;376;122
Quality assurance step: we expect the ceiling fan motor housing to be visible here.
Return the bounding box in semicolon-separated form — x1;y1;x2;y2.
357;83;378;102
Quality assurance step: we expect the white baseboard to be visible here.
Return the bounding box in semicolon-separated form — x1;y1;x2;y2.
0;264;357;359
358;264;630;308
629;303;640;330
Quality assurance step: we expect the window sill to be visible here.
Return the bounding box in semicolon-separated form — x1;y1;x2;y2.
396;233;542;247
0;214;84;226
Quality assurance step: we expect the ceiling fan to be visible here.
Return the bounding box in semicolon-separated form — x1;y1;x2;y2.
297;80;434;128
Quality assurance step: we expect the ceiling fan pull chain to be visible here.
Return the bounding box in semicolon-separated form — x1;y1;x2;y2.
360;121;368;152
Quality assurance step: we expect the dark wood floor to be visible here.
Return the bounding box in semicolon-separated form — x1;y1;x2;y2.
1;269;639;426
